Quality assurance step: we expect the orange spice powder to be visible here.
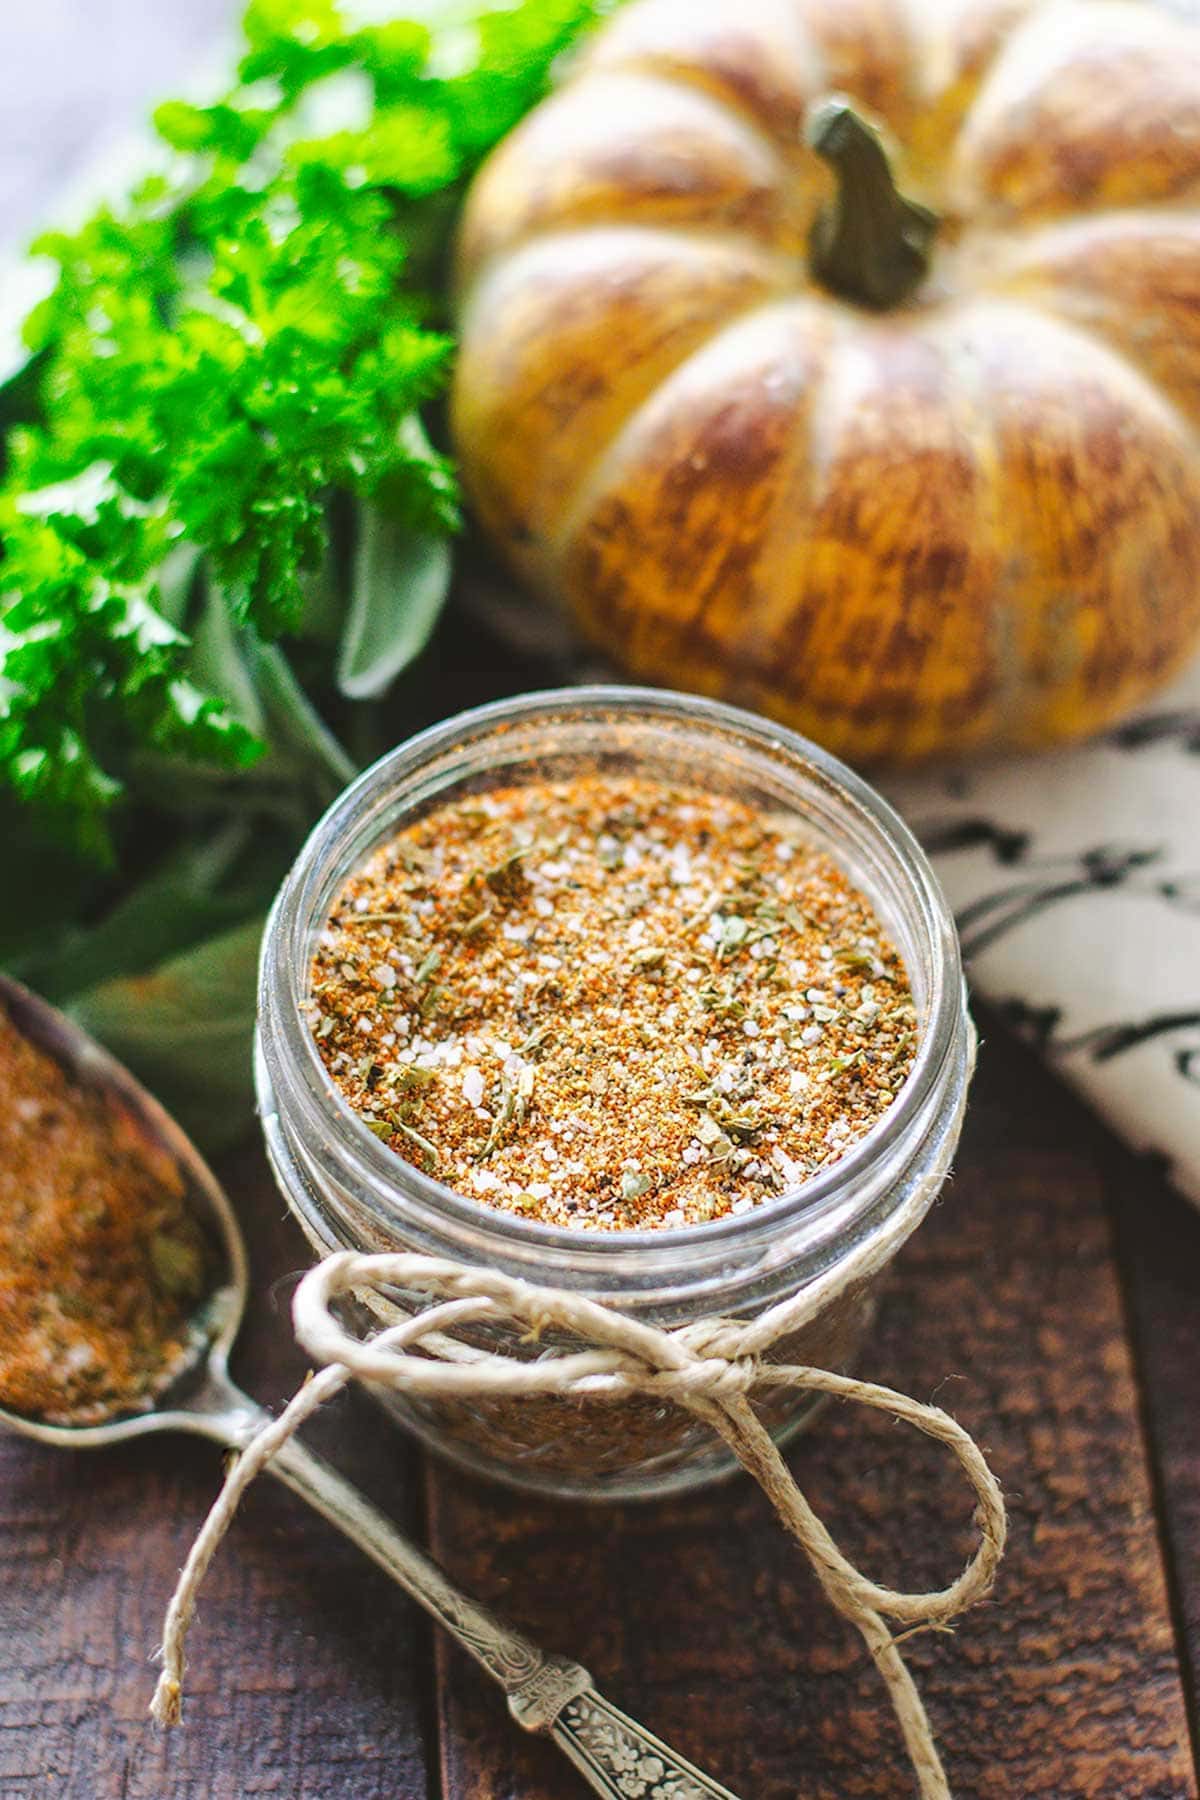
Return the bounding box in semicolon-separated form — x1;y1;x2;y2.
0;1002;212;1425
308;773;917;1231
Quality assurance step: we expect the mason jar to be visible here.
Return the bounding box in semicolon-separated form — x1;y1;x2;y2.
255;687;973;1501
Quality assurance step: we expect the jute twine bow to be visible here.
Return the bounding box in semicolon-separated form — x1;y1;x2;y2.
151;1249;1006;1799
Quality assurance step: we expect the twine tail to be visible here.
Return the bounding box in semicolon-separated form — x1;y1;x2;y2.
150;1291;485;1724
150;1364;349;1726
704;1394;956;1800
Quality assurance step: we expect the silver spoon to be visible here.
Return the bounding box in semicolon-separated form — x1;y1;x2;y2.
0;974;739;1800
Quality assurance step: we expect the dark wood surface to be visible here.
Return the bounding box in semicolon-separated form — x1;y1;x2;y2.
3;7;1200;1799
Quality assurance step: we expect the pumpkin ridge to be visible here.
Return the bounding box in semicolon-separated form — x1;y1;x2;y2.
577;0;826;155
542;291;812;574
453;227;792;579
980;207;1200;430
577;61;798;189
924;302;1028;744
571;49;806;175
745;314;1007;758
740;323;877;724
892;0;1018;111
452;64;807;285
458;221;802;303
945;0;1200;226
892;0;1047;209
969;290;1200;461
939;293;1200;739
649;300;850;671
968;201;1200;264
909;0;1050;151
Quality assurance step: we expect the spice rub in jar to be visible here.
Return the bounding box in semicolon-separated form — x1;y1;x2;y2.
307;774;918;1230
0;1001;213;1426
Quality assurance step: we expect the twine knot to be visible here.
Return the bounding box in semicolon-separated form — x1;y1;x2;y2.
150;1248;1006;1800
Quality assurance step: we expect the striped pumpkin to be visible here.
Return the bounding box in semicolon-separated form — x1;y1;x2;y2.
452;0;1200;761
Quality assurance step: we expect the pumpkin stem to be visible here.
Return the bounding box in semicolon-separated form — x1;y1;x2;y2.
806;96;937;310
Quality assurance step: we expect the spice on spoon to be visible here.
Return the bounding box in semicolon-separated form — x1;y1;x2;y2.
308;773;917;1230
0;1003;214;1426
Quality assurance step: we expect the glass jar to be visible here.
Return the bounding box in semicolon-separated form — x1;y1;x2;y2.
256;687;972;1501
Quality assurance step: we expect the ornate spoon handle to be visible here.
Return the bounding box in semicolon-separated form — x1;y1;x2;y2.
188;1375;741;1799
550;1687;743;1800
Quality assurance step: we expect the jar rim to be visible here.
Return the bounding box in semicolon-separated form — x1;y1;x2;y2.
258;685;965;1276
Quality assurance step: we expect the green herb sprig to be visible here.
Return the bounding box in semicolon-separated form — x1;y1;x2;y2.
0;0;603;858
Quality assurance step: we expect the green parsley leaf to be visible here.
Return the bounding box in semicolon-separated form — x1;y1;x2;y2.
0;0;608;857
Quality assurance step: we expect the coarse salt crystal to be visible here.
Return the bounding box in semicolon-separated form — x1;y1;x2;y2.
371;963;397;989
462;1066;485;1108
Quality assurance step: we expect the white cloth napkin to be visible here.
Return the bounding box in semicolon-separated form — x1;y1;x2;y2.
889;663;1200;1206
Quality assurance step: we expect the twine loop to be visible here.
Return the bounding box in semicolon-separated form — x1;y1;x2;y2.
296;1254;1005;1638
151;1247;1006;1800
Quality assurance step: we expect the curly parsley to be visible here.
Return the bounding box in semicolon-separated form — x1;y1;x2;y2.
0;0;603;857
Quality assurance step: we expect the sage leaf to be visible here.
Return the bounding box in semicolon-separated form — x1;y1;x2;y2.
252;640;358;796
188;582;267;738
32;822;287;1005
337;499;451;701
154;542;204;629
294;514;348;648
68;916;265;1155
